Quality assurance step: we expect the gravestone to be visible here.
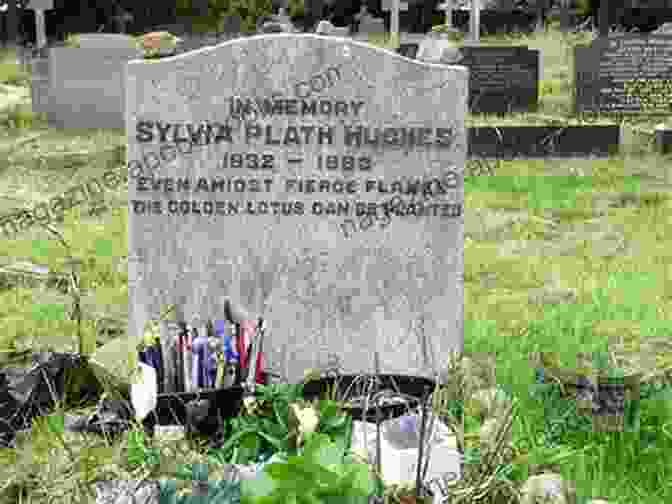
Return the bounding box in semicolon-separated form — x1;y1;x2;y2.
47;46;143;129
315;20;336;34
126;34;467;384
459;45;539;113
575;34;672;115
397;43;419;59
356;6;386;36
330;26;350;37
221;14;242;37
316;20;350;37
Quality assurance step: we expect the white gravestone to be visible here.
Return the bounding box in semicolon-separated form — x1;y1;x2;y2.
126;34;467;384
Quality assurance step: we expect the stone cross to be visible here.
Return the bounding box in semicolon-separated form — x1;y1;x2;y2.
382;0;408;45
438;1;453;29
27;0;54;51
470;0;480;42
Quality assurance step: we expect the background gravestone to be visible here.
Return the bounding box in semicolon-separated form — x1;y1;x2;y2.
358;14;386;36
575;34;672;115
126;34;467;384
459;45;539;113
221;14;242;37
47;46;142;129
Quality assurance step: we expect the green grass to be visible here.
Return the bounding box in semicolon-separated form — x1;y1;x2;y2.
0;47;29;86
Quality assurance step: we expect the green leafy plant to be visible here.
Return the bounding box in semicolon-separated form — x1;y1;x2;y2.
126;428;161;469
63;34;81;48
240;433;374;504
210;382;351;467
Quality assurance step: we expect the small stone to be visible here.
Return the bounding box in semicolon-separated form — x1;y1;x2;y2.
519;473;574;504
94;480;160;504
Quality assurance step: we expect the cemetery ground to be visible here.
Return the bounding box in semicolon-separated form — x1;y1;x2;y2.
1;24;672;504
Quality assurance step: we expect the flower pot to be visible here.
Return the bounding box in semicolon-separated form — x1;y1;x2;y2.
532;352;641;432
143;386;244;434
592;375;641;432
302;374;435;421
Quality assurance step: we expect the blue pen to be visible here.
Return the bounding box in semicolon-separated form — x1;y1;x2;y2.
210;320;238;388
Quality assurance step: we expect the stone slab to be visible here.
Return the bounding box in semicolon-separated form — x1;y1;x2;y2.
575;34;672;115
75;33;138;50
126;34;467;384
468;125;620;158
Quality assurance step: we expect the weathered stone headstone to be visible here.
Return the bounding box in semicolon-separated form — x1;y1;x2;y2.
126;34;467;384
575;34;672;114
47;46;142;129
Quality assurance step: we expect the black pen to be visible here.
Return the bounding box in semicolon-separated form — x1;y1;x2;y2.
174;302;187;393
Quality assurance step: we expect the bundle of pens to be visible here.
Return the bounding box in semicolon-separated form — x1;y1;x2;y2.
137;299;267;395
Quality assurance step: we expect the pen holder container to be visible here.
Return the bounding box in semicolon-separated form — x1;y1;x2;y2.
143;385;245;435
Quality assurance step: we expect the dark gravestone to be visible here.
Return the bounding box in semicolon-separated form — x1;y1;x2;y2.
397;43;419;59
468;125;620;159
451;10;537;35
575;35;672;115
221;14;242;36
458;45;539;114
